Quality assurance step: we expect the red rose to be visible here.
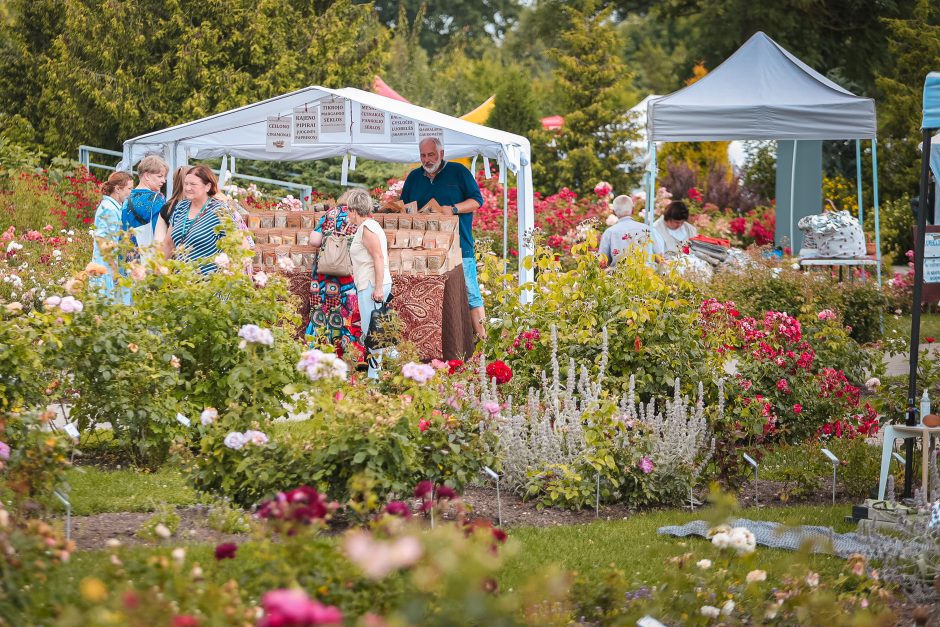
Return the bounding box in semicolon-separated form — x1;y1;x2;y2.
418;418;430;432
485;360;513;385
214;542;238;560
927;337;936;344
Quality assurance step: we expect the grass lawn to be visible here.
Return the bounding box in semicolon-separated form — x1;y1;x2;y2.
59;466;197;516
891;312;940;342
499;504;853;592
38;503;855;617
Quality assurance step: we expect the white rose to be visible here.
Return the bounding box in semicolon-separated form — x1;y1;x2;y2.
700;605;720;618
696;559;712;570
721;599;735;616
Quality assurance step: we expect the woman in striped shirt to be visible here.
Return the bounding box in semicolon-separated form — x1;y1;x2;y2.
164;165;228;274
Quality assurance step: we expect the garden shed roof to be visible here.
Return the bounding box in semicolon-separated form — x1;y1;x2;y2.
647;32;876;142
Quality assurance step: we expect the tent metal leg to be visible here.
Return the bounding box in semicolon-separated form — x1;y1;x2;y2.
789;140;798;251
872;139;882;287
856;140;864;226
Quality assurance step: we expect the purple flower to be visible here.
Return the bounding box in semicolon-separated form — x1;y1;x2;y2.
223;431;247;450
638;456;654;474
237;324;274;346
402;362;436;384
0;441;9;460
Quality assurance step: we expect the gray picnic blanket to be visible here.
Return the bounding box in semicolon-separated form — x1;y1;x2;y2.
658;518;876;558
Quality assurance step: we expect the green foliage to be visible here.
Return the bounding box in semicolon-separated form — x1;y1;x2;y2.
3;0;388;154
864;196;913;265
760;438;883;500
531;0;640;197
741;141;777;205
371;0;522;54
135;505;181;540
875;0;940;199
482;237;724;399
186;373;496;509
0;410;73;509
705;259;888;347
0;314;46;413
487;68;541;136
205;499;252;535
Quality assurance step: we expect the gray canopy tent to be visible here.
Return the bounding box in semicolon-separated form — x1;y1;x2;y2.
645;32;880;282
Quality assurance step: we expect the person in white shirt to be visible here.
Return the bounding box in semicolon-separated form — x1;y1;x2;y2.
598;195;664;266
346;188;393;380
653;200;699;256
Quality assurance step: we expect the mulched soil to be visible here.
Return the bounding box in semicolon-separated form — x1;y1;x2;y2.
70;505;249;550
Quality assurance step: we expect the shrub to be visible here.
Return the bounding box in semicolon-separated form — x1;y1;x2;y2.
481;236;725;400
186;367;496;510
864;196;912;265
487;327;716;510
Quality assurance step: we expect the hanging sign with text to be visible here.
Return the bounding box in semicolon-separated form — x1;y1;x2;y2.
293;107;319;144
418;123;443;142
320;100;348;134
265;116;292;152
390;115;415;144
359;105;386;135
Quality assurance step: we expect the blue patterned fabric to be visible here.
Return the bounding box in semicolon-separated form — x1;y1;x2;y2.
121;188;165;231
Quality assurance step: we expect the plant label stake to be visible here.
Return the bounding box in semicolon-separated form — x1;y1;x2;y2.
893;452;906;466
821;448;840;505
743;453;759;505
637;616;667;627
482;466;502;527
595;472;600;519
53;489;71;542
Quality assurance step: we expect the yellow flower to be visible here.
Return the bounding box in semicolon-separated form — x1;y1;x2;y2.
80;577;108;603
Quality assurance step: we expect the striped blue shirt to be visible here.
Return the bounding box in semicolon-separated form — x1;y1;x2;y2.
169;198;228;274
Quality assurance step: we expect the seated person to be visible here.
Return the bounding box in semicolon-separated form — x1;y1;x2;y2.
653;200;698;256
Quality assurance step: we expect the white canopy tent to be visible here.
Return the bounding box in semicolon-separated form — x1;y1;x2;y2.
644;32;881;282
119;86;535;289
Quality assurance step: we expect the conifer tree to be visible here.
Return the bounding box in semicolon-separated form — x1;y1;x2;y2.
875;0;940;199
487;68;540;137
531;0;640;197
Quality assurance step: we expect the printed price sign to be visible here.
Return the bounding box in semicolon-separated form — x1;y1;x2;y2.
925;257;940;283
63;423;80;439
359;105;386;135
390;115;415;144
418;123;443;142
320;101;347;134
265;116;292;152
926;233;940;258
293;108;319;144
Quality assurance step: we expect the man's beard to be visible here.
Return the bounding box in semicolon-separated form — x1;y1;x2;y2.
423;160;441;174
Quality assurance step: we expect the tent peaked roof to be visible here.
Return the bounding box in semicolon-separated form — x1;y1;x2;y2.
121;86;530;172
647;31;876;141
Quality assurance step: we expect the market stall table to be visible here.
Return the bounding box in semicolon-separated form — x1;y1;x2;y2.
877;423;940;502
798;257;878;282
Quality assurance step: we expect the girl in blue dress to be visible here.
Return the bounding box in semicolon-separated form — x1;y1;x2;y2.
89;171;134;302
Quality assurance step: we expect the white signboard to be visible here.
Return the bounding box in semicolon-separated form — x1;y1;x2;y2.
265;116;292;152
320;101;347;134
418;123;443;142
390;115;415;143
925;233;940;258
293;108;319;144
925;257;940;283
359;105;386;135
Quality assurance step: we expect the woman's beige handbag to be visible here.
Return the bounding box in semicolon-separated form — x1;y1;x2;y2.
315;231;353;276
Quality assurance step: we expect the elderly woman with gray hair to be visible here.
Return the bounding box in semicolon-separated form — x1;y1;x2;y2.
345;188;392;379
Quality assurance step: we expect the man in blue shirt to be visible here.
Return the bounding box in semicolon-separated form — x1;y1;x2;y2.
401;137;486;338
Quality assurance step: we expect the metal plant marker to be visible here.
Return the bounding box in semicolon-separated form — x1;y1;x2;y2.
482;466;502;528
821;448;840;505
53;490;71;542
743;453;759;505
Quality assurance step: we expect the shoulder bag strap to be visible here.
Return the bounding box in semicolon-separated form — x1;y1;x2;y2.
126;193;148;226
